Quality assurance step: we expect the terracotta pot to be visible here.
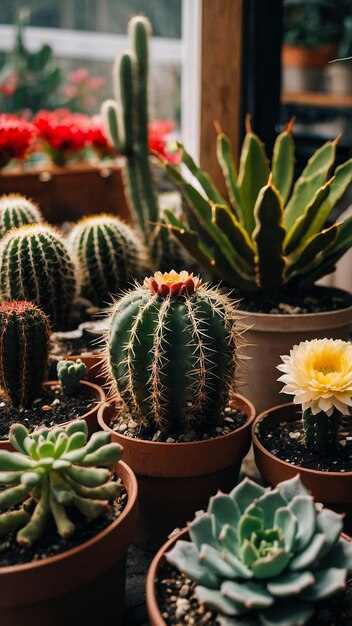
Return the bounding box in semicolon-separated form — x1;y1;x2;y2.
0;459;138;626
236;288;352;414
0;379;105;451
252;402;352;529
98;393;255;551
146;528;352;626
0;160;130;225
282;44;337;92
282;44;337;68
67;353;108;389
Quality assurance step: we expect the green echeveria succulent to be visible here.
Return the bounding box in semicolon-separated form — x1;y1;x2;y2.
166;475;352;626
0;420;123;547
57;358;87;397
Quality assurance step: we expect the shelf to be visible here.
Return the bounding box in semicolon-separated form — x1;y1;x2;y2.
282;91;352;109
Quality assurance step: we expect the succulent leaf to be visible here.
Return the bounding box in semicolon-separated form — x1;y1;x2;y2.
301;567;346;601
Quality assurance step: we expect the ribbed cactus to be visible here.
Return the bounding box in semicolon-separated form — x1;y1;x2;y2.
167;475;352;626
0;420;123;547
0;224;77;330
163;117;352;297
0;301;50;408
57;358;87;397
68;214;147;306
104;270;242;432
0;194;42;238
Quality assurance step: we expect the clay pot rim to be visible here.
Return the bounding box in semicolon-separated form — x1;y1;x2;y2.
252;402;352;479
0;459;138;575
97;391;256;449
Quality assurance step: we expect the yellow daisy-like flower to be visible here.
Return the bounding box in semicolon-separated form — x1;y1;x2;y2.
277;338;352;416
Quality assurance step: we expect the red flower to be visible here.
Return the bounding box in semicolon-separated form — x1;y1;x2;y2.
33;109;90;165
87;115;116;157
148;120;180;164
0;114;36;168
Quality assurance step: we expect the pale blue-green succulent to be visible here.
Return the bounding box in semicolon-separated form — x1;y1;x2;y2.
0;420;123;547
57;358;87;397
166;475;352;626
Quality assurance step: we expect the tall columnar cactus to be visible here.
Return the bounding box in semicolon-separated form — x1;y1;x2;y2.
167;475;352;626
68;214;147;306
0;194;42;238
0;420;123;546
162;117;352;297
0;224;77;329
0;301;50;409
103;270;242;432
57;358;87;397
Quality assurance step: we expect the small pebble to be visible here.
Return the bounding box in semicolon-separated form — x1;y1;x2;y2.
41;405;52;411
166;437;175;443
118;423;128;433
289;431;300;440
52;398;60;406
179;584;190;597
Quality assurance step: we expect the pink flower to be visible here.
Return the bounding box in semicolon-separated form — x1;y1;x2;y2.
68;69;89;85
0;70;19;97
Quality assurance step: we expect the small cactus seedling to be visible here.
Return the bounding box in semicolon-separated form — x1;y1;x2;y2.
68;214;147;306
0;194;42;238
57;359;87;397
167;474;352;626
0;224;77;330
103;270;243;433
0;301;51;409
0;420;123;546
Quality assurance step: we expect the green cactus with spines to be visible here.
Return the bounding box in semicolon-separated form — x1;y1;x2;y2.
0;301;50;409
0;420;123;547
103;270;242;433
68;214;147;307
162;116;352;298
57;358;87;397
0;223;77;330
302;408;342;451
102;16;190;271
167;474;352;626
0;194;43;238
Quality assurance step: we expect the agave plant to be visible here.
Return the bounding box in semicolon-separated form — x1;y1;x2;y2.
0;420;122;546
162;117;352;297
166;475;352;626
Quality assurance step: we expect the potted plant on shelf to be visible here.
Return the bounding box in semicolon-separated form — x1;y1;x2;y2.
0;302;105;450
147;474;352;626
0;419;138;626
161;117;352;413
252;338;352;526
98;269;255;551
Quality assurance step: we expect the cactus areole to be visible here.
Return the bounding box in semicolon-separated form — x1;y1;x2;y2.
105;271;242;433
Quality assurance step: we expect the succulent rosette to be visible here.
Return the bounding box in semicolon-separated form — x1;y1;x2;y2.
166;475;352;626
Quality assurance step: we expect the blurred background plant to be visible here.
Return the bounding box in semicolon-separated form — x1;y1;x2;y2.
283;0;351;49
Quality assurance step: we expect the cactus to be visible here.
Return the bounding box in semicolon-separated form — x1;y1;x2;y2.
57;358;87;397
68;214;147;306
103;270;242;433
162;117;352;298
0;301;50;409
166;474;352;626
0;224;77;330
0;420;123;547
0;194;42;238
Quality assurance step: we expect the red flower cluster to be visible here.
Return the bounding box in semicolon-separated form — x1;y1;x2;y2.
148;120;180;164
87;115;115;156
33;110;90;162
0;114;36;168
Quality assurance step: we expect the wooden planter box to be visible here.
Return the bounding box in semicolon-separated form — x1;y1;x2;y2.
0;159;130;224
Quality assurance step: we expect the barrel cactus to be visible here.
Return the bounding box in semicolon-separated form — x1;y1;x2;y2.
0;194;42;238
166;474;352;626
0;301;50;409
103;270;242;432
0;420;123;546
162;117;352;297
68;214;147;306
57;358;87;397
0;224;77;329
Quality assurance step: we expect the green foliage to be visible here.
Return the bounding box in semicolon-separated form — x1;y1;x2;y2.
57;359;87;397
283;0;349;48
167;474;352;626
0;224;77;330
0;194;42;238
0;301;50;409
163;119;352;297
103;271;242;433
0;420;123;546
68;214;147;307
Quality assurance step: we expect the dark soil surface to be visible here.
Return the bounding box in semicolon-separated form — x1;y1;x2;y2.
156;562;352;626
0;485;126;568
0;385;97;440
257;415;352;472
110;404;248;443
237;286;352;315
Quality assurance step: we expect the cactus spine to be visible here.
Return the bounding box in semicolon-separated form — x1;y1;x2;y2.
0;194;42;238
104;271;242;432
0;301;50;408
68;215;147;306
0;224;77;330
